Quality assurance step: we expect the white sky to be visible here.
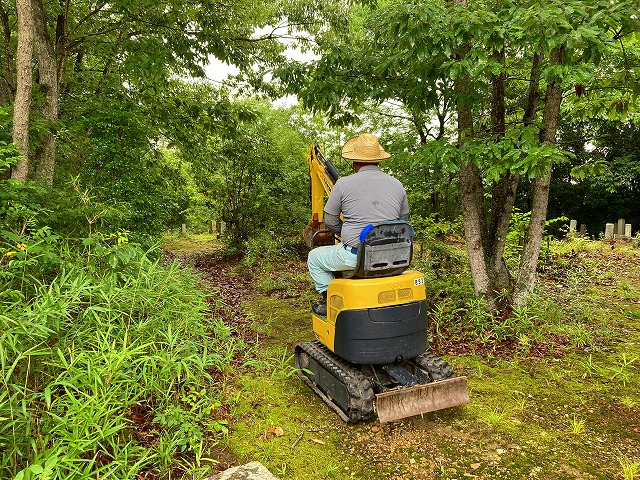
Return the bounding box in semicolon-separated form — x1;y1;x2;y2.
203;26;318;106
204;58;240;84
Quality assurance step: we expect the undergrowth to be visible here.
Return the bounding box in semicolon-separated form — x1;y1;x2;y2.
0;174;237;479
1;233;236;479
415;224;635;354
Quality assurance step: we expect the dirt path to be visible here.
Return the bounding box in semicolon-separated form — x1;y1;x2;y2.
169;239;640;480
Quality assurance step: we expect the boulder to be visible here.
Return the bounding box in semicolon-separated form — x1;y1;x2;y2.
207;462;279;480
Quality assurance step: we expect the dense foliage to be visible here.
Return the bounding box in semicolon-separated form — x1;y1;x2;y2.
546;119;640;235
0;170;240;478
273;0;640;308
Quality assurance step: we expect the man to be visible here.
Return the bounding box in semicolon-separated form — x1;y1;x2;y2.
308;133;409;315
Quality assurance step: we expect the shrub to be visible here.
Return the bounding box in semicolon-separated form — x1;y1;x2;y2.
1;231;239;478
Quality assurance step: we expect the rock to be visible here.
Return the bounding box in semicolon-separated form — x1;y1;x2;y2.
207;462;279;480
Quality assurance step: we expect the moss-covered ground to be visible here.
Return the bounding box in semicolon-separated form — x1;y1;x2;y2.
164;235;640;480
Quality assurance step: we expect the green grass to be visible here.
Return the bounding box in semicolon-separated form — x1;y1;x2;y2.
1;237;239;479
8;231;638;479
160;232;221;254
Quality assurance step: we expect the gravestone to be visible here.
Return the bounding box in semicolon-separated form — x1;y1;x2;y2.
617;218;625;237
625;224;632;238
220;221;226;236
580;224;586;235
181;223;187;235
210;220;217;237
605;223;615;239
569;220;577;233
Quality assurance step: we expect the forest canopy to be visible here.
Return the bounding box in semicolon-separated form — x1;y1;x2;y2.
0;0;637;297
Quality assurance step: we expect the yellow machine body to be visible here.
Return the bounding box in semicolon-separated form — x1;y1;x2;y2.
312;270;426;352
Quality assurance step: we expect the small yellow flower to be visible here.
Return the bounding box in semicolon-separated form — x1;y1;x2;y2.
4;251;16;257
16;243;27;251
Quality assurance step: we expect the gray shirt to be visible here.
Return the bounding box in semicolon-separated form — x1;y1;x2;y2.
324;164;409;247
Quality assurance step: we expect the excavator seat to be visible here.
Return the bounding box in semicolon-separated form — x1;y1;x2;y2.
341;221;413;279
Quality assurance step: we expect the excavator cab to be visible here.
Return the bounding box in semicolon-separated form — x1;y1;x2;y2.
296;145;469;423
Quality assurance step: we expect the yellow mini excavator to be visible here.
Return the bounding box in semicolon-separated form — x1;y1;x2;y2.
295;144;469;423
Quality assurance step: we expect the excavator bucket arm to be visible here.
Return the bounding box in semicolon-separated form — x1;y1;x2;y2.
304;145;342;247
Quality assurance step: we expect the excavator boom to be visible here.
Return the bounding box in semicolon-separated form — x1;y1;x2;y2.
304;145;341;248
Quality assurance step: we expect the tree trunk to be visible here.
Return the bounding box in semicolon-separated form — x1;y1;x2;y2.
55;0;70;84
513;46;566;306
452;0;497;310
11;0;34;182
32;0;58;187
456;75;496;308
486;46;515;297
460;156;495;308
523;52;543;126
487;174;518;294
0;2;16;104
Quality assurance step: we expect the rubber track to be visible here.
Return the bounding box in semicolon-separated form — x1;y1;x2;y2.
413;352;454;381
295;341;375;423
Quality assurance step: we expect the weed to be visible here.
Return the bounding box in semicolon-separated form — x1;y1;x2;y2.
431;303;453;341
260;442;276;463
569;415;586;434
242;232;296;268
244;348;300;379
257;276;288;292
518;333;532;353
618;456;640;480
581;354;598;379
511;394;531;415
569;323;595;350
540;300;563;325
480;408;508;426
1;234;239;479
276;464;288;476
609;353;639;386
325;462;340;478
468;297;491;334
620;396;638;409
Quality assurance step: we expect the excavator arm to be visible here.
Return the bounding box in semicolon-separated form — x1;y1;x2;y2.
304;145;341;248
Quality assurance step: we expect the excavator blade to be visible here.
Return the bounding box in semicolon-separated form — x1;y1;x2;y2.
375;376;469;423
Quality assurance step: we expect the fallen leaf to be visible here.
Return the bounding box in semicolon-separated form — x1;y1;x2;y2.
310;437;325;445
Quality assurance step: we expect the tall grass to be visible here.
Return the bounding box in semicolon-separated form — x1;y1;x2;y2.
1;234;240;479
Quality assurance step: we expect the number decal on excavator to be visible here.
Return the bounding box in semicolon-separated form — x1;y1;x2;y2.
414;277;425;286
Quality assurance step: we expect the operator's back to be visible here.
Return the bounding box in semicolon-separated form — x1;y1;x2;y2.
325;164;409;247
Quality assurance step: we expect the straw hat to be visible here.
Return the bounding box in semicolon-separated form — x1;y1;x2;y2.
341;133;391;162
